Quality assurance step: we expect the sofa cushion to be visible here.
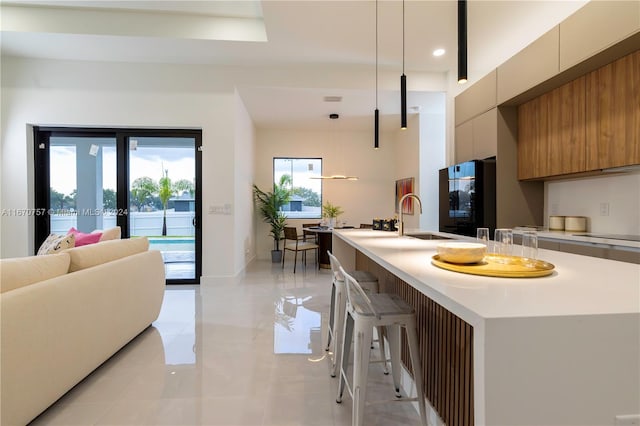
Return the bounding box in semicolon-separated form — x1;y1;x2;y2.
65;237;149;272
96;226;121;241
67;227;102;247
0;253;71;293
36;233;76;255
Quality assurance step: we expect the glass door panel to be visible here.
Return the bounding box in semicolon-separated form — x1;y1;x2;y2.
49;136;117;235
128;136;197;281
34;127;202;285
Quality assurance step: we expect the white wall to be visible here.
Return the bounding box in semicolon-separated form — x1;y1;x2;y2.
254;128;397;259
233;89;257;272
0;57;250;279
395;115;421;230
419;103;447;231
545;172;640;235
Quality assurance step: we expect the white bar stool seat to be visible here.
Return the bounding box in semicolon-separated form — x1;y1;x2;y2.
336;266;427;426
326;251;385;378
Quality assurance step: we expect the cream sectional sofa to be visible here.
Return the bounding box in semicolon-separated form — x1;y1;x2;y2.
0;237;165;426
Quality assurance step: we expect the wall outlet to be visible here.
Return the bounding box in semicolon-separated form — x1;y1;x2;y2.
600;202;610;216
550;203;559;215
615;415;640;425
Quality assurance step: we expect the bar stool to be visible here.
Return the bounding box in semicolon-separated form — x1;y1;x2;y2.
336;266;427;426
326;251;386;378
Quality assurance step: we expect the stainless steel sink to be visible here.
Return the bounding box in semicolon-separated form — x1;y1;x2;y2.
406;233;453;240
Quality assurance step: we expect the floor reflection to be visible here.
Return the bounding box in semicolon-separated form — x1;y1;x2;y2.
274;295;322;354
162;251;196;280
31;261;423;426
154;287;196;365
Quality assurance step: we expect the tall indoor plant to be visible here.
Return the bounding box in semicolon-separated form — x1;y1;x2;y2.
253;175;291;262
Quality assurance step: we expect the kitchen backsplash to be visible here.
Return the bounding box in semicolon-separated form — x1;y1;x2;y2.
545;171;640;235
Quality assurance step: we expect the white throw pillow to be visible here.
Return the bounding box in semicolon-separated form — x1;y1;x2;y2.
98;226;121;241
36;234;76;256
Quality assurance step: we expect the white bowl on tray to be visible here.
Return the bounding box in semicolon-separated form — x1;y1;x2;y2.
436;242;487;264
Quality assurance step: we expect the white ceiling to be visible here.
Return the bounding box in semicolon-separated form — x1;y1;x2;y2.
0;0;587;130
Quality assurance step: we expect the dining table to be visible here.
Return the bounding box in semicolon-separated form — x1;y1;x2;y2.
302;226;354;269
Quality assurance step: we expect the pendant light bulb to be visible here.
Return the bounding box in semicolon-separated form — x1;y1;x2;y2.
374;0;380;149
458;0;468;84
374;109;379;149
400;0;408;129
401;74;407;129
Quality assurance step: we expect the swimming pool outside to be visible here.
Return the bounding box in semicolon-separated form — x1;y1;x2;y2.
148;238;194;252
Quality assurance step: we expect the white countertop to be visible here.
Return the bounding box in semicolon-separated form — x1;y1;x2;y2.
334;229;640;324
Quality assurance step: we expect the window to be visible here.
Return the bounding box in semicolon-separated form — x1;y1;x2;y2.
274;158;322;219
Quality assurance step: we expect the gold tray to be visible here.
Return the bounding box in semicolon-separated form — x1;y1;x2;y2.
431;254;555;278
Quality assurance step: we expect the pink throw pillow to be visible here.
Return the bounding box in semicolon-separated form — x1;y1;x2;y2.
67;227;103;247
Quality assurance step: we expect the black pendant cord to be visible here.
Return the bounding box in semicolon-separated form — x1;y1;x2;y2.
400;0;407;129
458;0;468;84
374;0;379;149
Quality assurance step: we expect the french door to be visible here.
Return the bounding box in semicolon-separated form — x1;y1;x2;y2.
34;127;202;284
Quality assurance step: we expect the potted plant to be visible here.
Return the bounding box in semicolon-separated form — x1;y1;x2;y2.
322;201;344;229
253;176;291;262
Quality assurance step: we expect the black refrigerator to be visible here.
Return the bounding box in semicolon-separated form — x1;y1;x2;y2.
438;158;496;237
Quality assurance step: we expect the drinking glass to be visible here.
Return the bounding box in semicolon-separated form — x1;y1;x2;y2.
521;230;538;261
476;227;490;252
476;227;489;242
494;228;513;256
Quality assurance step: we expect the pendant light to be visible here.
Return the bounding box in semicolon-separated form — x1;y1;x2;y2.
458;0;468;84
400;0;407;130
374;0;379;149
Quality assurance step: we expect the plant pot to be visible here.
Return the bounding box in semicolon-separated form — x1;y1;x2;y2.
271;250;283;263
329;218;336;229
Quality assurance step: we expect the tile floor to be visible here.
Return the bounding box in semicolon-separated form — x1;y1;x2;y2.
31;260;422;425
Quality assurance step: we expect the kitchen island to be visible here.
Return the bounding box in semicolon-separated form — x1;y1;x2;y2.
332;228;640;426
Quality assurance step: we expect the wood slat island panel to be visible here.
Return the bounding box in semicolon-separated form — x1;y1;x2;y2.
356;250;474;426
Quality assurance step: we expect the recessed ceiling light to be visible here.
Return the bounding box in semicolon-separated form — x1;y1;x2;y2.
433;48;445;57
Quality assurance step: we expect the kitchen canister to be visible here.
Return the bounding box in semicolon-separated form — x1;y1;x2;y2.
564;216;587;232
549;216;565;231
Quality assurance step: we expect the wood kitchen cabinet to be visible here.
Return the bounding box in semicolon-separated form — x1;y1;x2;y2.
518;96;548;179
585;50;640;170
518;76;586;179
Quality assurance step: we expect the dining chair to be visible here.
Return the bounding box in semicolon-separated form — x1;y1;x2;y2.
302;223;321;243
282;226;319;273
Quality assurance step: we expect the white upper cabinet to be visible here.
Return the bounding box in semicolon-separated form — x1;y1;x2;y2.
559;1;640;72
497;27;560;105
454;70;497;126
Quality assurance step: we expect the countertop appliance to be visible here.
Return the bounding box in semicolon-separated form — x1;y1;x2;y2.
439;158;496;237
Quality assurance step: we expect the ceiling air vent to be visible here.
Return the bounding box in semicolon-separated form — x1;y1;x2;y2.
323;96;342;102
